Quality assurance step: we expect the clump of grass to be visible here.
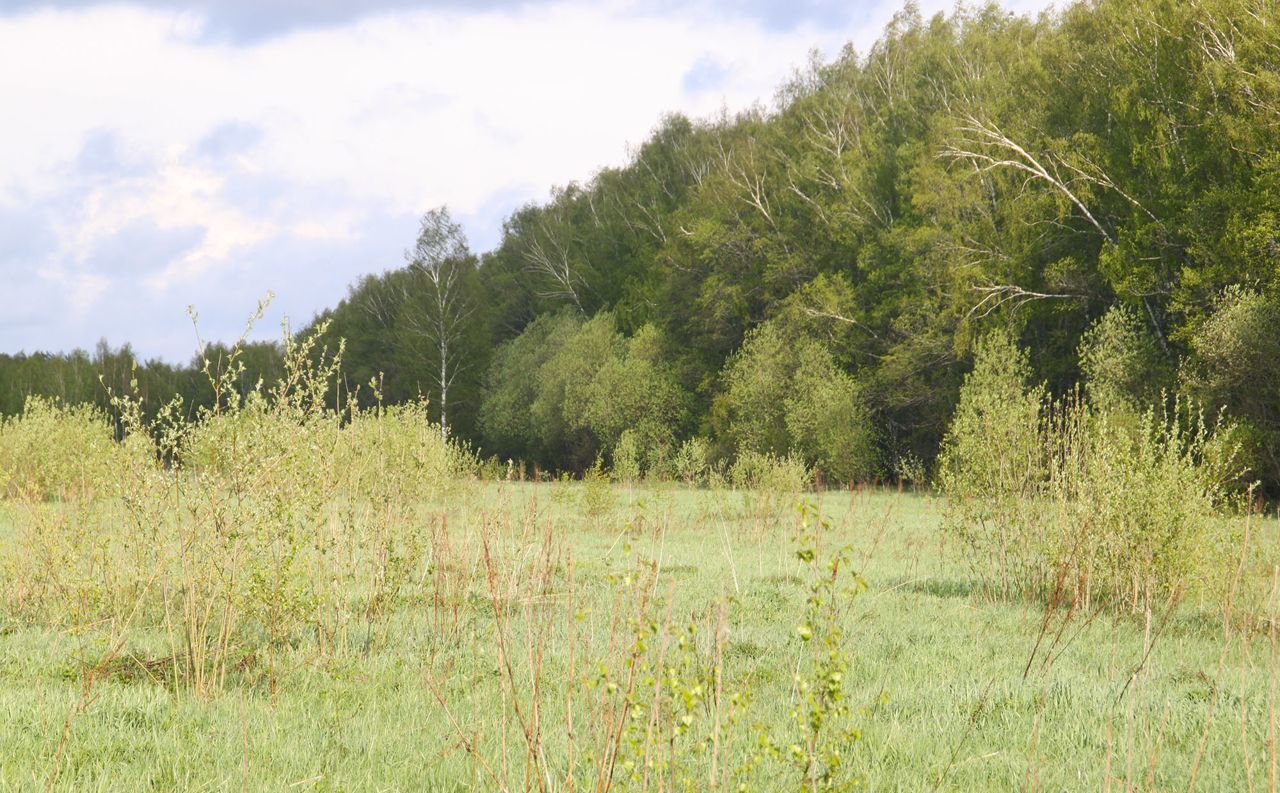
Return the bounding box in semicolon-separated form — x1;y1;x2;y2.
729;450;811;535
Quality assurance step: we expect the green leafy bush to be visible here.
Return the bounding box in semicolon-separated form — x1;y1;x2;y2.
671;436;711;486
1045;399;1246;611
480;312;689;472
941;330;1246;610
0;396;143;501
1078;304;1170;415
1181;286;1280;489
937;330;1046;594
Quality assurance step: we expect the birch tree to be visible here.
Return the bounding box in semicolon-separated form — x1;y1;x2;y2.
403;207;475;439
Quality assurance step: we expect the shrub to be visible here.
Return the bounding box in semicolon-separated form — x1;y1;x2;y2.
717;322;794;455
0;396;142;501
729;450;811;530
729;449;811;494
785;342;877;485
937;330;1046;594
611;429;642;485
940;330;1247;609
1181;286;1280;489
480;312;690;472
1;311;475;693
672;436;711;486
581;454;615;517
583;323;688;463
1078;304;1169;414
478;310;581;460
1047;398;1246;611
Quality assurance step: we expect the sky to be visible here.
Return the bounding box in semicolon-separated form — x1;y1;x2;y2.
0;0;1053;362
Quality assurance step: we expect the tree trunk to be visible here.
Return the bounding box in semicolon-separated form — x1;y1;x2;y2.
439;336;449;440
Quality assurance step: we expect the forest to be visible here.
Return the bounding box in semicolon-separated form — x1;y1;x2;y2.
4;0;1278;490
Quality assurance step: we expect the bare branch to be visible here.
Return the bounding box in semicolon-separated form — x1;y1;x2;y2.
941;115;1115;244
967;284;1094;319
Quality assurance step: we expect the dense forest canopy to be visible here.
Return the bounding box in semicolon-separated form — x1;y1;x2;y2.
4;0;1278;487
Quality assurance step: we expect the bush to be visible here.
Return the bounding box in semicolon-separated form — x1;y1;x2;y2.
1181;286;1280;490
1078;304;1170;414
612;429;642;484
717;322;794;455
937;330;1046;593
480;312;689;472
478;310;582;460
1;314;475;692
583;323;688;464
785;343;877;485
0;396;143;501
940;330;1247;609
672;436;711;486
1047;399;1245;611
729;450;810;494
729;450;812;530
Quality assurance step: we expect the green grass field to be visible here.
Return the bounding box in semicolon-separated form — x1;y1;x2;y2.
0;482;1275;791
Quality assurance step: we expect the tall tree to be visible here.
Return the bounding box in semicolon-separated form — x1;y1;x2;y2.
403;207;476;439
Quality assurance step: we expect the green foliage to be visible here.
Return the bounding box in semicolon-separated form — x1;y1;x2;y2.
0;309;470;693
749;503;864;790
942;329;1246;608
718;322;878;484
0;340;285;436
1182;286;1280;489
785;343;878;485
480;311;690;472
478;310;581;460
582;323;688;465
0;396;141;501
717;322;795;457
531;312;620;467
612;429;642;485
729;449;810;495
937;329;1046;575
581;454;616;517
1046;399;1247;610
1078;305;1170;414
671;436;711;486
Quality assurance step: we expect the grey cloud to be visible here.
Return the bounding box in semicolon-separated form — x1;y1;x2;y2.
75;129;128;175
0;205;57;263
73;129;154;179
0;0;537;43
82;220;206;279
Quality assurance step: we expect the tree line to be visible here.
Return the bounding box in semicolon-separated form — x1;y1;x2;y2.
5;0;1279;489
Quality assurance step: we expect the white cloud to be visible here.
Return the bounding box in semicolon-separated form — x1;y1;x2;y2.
0;0;1054;359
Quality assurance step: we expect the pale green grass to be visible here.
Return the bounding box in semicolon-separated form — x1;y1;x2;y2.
0;483;1275;791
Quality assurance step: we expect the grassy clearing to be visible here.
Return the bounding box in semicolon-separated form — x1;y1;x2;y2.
1;482;1276;791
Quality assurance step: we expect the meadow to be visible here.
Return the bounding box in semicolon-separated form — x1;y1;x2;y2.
1;475;1276;791
0;326;1274;792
